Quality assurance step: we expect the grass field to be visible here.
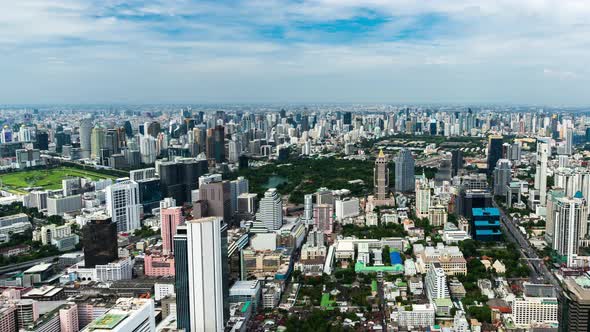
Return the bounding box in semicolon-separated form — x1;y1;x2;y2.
0;167;117;194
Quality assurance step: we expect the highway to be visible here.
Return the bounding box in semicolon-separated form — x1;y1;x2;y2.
492;201;563;292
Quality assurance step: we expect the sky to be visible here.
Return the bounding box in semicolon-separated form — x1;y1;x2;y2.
1;0;590;105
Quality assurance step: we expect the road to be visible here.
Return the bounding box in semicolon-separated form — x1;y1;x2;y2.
492;201;563;292
0;255;60;274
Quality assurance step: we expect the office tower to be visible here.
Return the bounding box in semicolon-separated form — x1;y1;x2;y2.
343;112;352;126
486;135;503;175
54;131;71;153
175;217;228;332
105;180;142;232
230;177;249;213
35;131;49;151
90;125;106;160
130;167;157;181
493;159;512;196
81;215;118;268
535;140;550;206
159;157;208;205
425;262;450;301
552;193;587;267
374;149;390;200
395;148;415;192
79;119;93;158
315;188;334;206
303;194;314;222
161;203;184;255
313;204;334;234
15;300;39;330
256;188;283;231
206;125;226;163
451;149;463;177
559;276;590;332
545;189;566;244
139;134;158;164
415;177;431;219
200;180;232;222
146;121;161;138
565;127;574;155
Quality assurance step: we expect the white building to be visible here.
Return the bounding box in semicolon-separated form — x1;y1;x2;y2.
394;304;435;328
256;188;283;231
95;257;133;282
415;179;431;219
183;217;227;331
106;180;141;232
428;205;447;227
425;262;449;301
335;198;360;221
534;140;549;207
81;298;155;332
512;297;558;327
47;195;82;216
552;193;587;267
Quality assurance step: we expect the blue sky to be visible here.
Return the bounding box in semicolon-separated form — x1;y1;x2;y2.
1;0;590;105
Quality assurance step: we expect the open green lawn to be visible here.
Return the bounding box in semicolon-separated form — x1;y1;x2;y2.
0;167;117;194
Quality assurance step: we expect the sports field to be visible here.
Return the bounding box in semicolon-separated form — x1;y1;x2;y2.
0;167;117;194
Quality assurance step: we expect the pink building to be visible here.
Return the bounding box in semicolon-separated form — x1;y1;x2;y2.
161;206;184;255
313;204;334;234
0;304;16;332
144;253;175;277
59;304;79;332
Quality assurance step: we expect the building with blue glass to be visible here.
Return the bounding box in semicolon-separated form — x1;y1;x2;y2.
471;208;502;241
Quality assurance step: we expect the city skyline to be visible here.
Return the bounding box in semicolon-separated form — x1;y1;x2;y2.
2;1;590;105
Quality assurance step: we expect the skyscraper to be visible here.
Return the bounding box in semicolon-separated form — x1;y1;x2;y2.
79;118;93;159
374;149;389;200
81;215;118;268
90;125;106;160
395;148;415;192
159;157;208;205
493;159;512;196
313;204;334;234
559;276;590;332
415;176;431;219
451;149;463;177
256;188;283;231
486;135;503;175
534;140;550;206
565;127;574;155
160;201;184;255
174;217;228;332
552;193;587;267
105;180;142;232
199;180;232;222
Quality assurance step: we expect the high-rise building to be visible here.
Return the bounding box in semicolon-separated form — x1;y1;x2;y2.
90;125;106;160
493;159;512;196
415;176;431;219
81;215;118;268
80;298;155;332
565;127;574;155
559;275;590;332
425;262;449;301
486;135;503;175
374;149;390;200
303;194;314;223
395;148;415;192
199;180;232;222
256;188;283;231
313;204;334;234
174;217;229;332
230;177;249;213
451;149;463;177
159;157;208;206
79;119;93;159
535;140;550;206
160;202;183;255
552;193;588;267
105;180;142;232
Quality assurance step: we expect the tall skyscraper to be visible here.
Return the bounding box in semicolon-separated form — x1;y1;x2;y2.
425;262;450;301
79;118;93;159
374;149;390;200
81;215;118;268
565;127;574;155
174;217;228;332
256;188;283;231
493;159;512;196
199;180;232;222
552;193;587;267
415;176;431;219
559;276;590;332
105;180;142;232
451;149;463;177
159;157;208;205
230;177;249;213
90;125;106;160
395;148;415;193
535;140;550;206
486;135;503;175
303;194;313;223
313;204;334;234
160;201;183;255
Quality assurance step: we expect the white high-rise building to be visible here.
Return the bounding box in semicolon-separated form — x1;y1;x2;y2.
184;217;227;331
565;127;574;155
139;134;158;164
415;178;431;219
335;198;360;221
425;262;449;301
512;297;558;328
230;177;249;213
534;140;550;206
303;194;314;224
552;193;588;267
256;188;283;231
106;180;142;232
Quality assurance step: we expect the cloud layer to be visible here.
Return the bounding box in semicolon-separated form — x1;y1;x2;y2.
1;0;589;105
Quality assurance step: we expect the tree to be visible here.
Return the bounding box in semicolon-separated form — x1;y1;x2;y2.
467;305;492;323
